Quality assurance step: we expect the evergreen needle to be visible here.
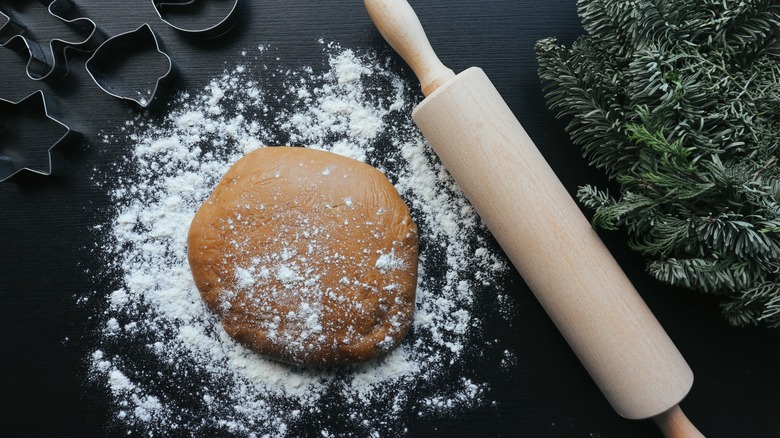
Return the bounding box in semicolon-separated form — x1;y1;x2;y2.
536;0;780;327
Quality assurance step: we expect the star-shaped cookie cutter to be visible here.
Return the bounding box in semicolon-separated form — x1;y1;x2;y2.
0;0;104;82
0;90;79;183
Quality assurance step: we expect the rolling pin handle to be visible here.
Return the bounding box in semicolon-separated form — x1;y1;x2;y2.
364;0;456;96
653;405;705;438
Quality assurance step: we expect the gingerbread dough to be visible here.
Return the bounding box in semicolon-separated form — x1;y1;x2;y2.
187;146;418;366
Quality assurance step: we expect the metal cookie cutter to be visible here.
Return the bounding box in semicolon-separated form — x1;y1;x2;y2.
85;24;174;109
0;0;104;82
152;0;240;38
0;90;79;183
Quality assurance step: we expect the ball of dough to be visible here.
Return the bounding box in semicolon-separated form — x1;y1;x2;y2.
187;146;418;366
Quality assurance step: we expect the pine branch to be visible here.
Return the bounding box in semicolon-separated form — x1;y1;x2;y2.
647;257;764;295
537;0;780;327
536;38;638;178
723;282;780;327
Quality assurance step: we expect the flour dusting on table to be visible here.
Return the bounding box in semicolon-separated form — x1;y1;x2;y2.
87;43;512;436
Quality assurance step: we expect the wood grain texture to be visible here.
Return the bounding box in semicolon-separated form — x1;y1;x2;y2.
654;405;705;438
0;1;778;437
365;0;455;96
413;67;693;420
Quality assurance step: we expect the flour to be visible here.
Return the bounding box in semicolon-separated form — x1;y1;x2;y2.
87;43;512;436
375;250;406;271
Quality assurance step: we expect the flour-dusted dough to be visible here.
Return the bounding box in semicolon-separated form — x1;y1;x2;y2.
187;146;418;366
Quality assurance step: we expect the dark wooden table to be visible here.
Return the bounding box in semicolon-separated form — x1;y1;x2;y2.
1;1;778;437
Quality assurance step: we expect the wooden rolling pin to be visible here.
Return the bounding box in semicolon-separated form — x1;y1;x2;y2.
364;1;704;436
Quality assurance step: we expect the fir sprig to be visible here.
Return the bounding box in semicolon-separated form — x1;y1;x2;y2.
537;0;780;327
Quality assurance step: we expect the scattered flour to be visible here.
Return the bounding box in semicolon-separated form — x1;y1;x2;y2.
375;250;406;271
87;43;512;436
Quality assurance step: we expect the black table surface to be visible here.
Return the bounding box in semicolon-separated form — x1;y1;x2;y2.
1;1;779;437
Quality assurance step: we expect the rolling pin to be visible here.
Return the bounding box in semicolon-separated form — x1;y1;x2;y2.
364;1;704;436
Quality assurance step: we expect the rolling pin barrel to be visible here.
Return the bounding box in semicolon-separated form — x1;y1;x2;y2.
365;0;702;433
412;67;693;420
